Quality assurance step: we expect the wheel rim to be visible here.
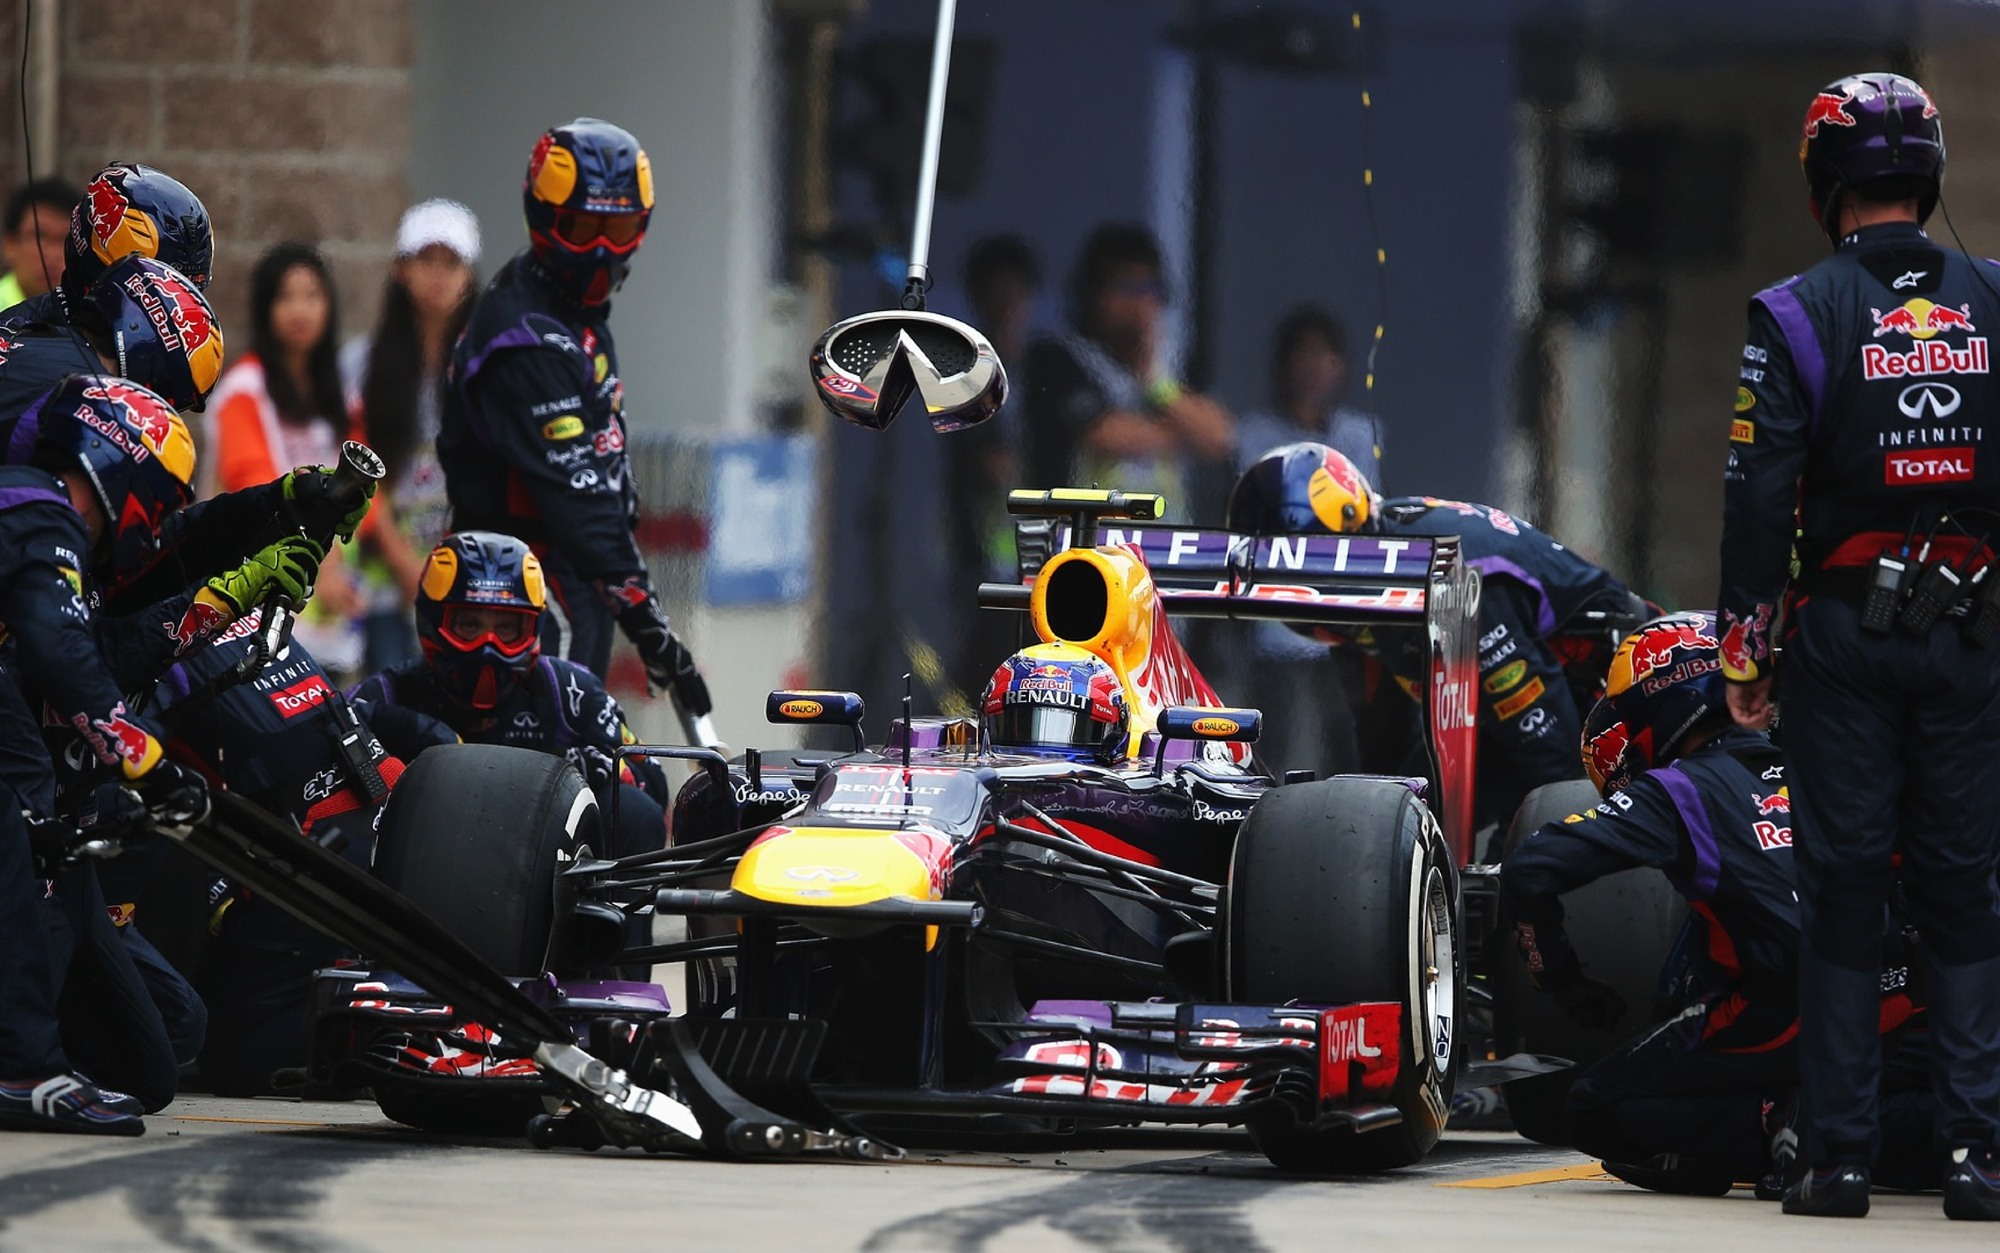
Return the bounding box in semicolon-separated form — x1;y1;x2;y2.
1420;865;1455;1076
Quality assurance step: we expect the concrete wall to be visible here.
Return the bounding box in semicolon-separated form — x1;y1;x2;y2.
8;0;415;351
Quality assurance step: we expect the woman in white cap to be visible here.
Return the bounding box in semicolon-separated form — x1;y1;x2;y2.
341;199;481;670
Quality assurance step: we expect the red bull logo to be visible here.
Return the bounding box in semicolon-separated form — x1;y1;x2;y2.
82;380;176;451
1755;791;1791;816
1585;719;1629;788
1621;621;1718;683
1802;90;1857;138
166;596;227;654
1717;604;1771;679
1871;299;1978;341
1808;90;1848;138
85;173;134;260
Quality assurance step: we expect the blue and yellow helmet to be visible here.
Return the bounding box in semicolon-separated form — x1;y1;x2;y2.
22;373;196;593
1227;441;1375;535
416;530;547;711
523;117;653;307
64;164;214;303
1584;611;1729;797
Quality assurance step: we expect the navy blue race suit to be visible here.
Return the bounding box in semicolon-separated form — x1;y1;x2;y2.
0;290;59;334
440;253;657;678
351;654;669;859
0;318;106;431
1375;496;1640;836
1504;730;1934;1186
0;467;182;1108
1718;220;2000;1168
129;615;401;1096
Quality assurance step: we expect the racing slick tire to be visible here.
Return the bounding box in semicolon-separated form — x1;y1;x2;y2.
367;745;596;1135
1229;777;1460;1172
374;743;599;975
1491;779;1686;1146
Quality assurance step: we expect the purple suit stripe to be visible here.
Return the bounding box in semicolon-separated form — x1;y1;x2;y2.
1753;281;1827;438
1650;764;1721;901
1467;555;1556;635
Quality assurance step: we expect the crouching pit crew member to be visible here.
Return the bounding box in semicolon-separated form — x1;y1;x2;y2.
1230;442;1646;842
1720;72;2000;1221
1503;613;1936;1198
349;529;668;859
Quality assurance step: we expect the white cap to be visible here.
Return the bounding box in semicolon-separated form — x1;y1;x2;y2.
396;198;481;264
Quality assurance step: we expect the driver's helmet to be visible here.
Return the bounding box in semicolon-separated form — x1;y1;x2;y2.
982;642;1129;762
1226;441;1375;535
523;117;653;307
72;255;224;412
62;164;214;304
1800;73;1944;244
415;530;546;711
24;373;196;593
1582;610;1729;797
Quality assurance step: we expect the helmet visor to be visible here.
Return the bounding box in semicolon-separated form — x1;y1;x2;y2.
439;605;538;654
987;703;1101;752
552;208;645;250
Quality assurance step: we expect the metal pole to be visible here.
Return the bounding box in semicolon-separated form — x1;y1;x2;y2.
902;0;959;310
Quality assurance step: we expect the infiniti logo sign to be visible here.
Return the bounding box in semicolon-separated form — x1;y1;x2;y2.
1899;381;1962;419
810;309;1009;433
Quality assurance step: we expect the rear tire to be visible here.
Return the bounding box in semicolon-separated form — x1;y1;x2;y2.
1491;779;1686;1146
1229;777;1459;1172
373;742;599;976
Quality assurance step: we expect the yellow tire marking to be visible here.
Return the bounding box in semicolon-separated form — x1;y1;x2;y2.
1436;1162;1619;1189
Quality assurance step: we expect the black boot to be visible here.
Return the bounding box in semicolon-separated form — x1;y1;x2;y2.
1602;1156;1735;1197
1782;1164;1869;1217
1944;1148;2000;1221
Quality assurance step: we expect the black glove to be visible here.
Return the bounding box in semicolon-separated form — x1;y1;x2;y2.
617;594;713;716
283;466;375;544
129;760;211;839
566;744;617;793
1550;975;1628;1031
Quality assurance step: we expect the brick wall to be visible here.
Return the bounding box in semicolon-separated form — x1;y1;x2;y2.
5;0;412;358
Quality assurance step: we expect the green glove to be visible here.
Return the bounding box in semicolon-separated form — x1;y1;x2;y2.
283;466;375;543
205;534;326;616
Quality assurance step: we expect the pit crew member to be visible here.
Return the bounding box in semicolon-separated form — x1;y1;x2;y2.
0;383;223;1134
439;118;710;723
1503;613;1935;1198
1718;73;2000;1220
348;530;667;858
1230;441;1644;838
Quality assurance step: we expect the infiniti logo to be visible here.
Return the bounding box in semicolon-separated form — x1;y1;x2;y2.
784;866;860;882
1899;381;1962;419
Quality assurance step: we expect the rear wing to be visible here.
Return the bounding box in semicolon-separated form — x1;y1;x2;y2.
977;491;1482;862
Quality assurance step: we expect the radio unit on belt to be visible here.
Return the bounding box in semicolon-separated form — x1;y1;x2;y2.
1855;510;2000;642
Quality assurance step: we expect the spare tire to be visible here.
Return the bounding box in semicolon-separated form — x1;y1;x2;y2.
1229;777;1460;1172
373;743;600;977
1490;779;1686;1145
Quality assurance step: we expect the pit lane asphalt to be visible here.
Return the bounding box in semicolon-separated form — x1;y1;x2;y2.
0;1097;1990;1252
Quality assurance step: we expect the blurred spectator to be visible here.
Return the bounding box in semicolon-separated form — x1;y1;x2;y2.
1235;305;1384;487
949;235;1039;695
0;178;80;307
1022;223;1234;518
204;242;366;681
341;199;481;671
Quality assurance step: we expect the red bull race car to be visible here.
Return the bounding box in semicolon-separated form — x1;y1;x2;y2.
283;488;1508;1170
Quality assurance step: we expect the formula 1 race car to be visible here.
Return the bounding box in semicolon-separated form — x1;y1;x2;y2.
294;489;1498;1171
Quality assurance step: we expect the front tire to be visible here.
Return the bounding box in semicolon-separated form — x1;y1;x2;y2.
373;743;600;976
1228;777;1459;1172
